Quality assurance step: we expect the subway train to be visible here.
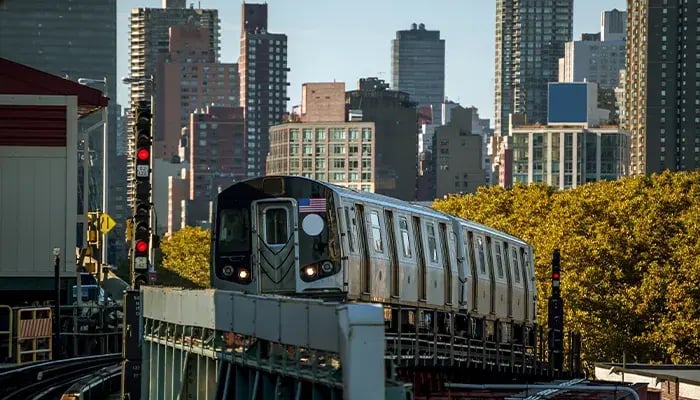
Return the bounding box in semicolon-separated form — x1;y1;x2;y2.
211;176;537;344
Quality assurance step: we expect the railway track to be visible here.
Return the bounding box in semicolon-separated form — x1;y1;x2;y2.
0;354;120;400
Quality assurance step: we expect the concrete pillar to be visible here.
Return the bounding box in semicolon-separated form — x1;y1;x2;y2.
338;303;385;400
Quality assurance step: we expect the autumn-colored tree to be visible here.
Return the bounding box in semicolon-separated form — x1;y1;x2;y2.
159;226;211;288
433;170;700;371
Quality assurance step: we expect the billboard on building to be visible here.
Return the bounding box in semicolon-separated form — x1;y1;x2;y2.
548;83;588;124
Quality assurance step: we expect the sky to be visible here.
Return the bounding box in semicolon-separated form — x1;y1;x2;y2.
117;0;626;123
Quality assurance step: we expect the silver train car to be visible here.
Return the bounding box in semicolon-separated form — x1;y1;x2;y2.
211;176;537;343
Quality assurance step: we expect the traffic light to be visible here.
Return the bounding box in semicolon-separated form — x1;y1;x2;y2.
130;101;152;282
87;212;100;246
134;103;152;182
551;248;561;291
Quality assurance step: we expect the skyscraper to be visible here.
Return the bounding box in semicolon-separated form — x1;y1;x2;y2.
128;4;220;138
128;3;220;208
391;23;445;119
626;0;700;175
494;0;573;136
346;78;418;201
558;10;627;89
238;3;289;177
160;26;239;162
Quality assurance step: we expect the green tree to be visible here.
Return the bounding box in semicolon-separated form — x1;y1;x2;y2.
159;226;211;288
433;170;700;370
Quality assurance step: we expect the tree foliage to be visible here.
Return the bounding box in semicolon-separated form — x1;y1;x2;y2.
433;170;700;369
159;226;210;288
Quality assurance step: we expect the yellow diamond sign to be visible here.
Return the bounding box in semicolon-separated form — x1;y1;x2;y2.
99;212;117;234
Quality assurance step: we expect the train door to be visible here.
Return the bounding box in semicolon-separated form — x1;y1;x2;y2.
520;247;531;322
412;216;427;301
253;199;298;294
465;230;479;311
439;222;453;305
509;245;526;322
492;239;509;318
472;233;491;316
503;242;513;318
385;210;400;298
485;236;496;315
356;204;371;294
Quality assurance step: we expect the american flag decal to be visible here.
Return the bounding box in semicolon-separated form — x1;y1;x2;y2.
298;197;326;213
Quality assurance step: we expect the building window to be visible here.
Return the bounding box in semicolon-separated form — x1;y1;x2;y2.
315;128;326;141
302;129;313;141
332;158;345;169
362;128;372;140
332;144;346;154
330;128;346;140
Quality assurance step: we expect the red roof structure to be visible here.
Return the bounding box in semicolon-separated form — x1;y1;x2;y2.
0;57;108;117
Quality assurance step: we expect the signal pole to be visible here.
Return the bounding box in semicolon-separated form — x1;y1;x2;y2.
121;76;155;400
548;249;564;375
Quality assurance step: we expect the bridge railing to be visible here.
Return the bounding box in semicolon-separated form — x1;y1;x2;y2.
140;287;386;400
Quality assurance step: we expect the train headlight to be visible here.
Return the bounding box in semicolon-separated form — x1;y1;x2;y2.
304;265;317;277
238;268;250;280
222;265;234;277
321;261;333;273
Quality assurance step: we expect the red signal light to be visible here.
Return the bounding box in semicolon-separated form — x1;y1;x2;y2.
137;148;150;161
136;240;148;253
552;271;560;280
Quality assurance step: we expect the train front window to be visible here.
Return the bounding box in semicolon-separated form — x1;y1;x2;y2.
218;208;250;252
264;208;289;245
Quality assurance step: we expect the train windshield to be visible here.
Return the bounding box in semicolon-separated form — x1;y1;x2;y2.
218;208;250;252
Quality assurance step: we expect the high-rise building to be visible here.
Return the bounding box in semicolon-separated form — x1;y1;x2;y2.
602;8;627;42
129;4;220;104
494;0;573;136
391;23;445;121
506;82;628;189
187;106;246;223
434;107;487;197
128;3;220;220
346;78;417;200
160;26;239;162
626;0;700;175
128;3;220;138
0;0;119;259
267;83;375;192
558;10;627;89
238;3;289;177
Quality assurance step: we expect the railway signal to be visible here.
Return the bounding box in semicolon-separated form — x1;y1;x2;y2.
130;100;152;288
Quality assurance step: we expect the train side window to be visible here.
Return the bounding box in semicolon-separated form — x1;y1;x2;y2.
370;210;383;252
494;240;504;279
426;222;438;263
399;216;412;258
264;207;288;245
344;207;355;252
476;236;486;274
218;208;250;252
511;247;521;283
